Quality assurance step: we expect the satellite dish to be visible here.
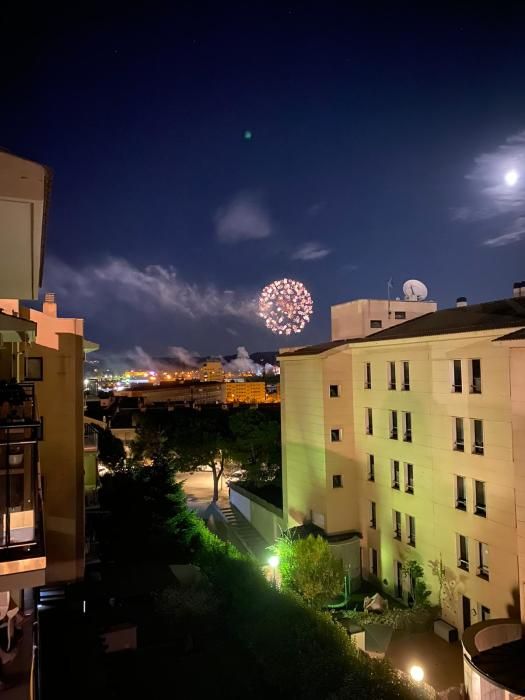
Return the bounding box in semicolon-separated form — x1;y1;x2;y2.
403;279;428;301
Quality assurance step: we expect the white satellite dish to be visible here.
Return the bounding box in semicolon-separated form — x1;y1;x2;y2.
403;279;428;301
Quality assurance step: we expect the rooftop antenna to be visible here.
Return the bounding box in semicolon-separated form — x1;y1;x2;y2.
403;279;428;302
387;277;393;317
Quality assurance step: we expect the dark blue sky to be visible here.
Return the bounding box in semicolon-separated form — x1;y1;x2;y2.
3;3;525;359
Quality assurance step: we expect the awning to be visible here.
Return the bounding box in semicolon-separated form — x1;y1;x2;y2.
0;310;37;342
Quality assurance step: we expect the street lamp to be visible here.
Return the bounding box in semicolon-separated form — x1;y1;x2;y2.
409;665;424;683
268;555;279;587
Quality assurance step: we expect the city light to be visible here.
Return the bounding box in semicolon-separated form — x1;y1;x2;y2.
504;169;519;186
409;665;424;683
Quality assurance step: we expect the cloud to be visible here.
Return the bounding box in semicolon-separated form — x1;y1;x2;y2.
215;192;272;243
457;130;525;223
44;256;259;322
483;216;525;247
291;241;331;261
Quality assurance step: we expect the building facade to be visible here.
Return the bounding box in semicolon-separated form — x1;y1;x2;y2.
199;359;225;383
225;381;266;404
280;291;525;633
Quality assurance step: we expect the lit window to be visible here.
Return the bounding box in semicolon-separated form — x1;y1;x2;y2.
370;319;382;329
477;541;489;580
407;515;416;546
452;360;462;393
330;428;342;443
472;419;484;455
455;475;466;511
457;534;469;571
370;501;377;529
389;410;398;440
391;460;400;490
364;362;372;389
453;417;464;451
402;412;412;442
470;359;482;394
402;361;410;391
405;463;414;494
393;510;401;540
388;362;396;390
394;311;406;320
367;454;375;482
329;384;340;398
474;480;486;517
365;408;373;435
332;475;343;488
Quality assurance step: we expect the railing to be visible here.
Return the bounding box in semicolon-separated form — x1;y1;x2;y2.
458;558;469;571
390;428;398;439
473;442;484;456
403;430;412;443
456;497;467;511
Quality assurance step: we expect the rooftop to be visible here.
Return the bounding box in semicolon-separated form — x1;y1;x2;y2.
280;296;525;357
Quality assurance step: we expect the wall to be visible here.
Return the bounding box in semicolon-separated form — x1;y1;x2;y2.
229;484;284;544
331;299;436;341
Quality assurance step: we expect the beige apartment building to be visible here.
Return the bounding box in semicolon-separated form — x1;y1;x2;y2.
280;289;525;633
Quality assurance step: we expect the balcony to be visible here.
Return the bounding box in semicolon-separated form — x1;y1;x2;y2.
0;382;45;572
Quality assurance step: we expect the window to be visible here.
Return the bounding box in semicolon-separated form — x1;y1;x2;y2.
407;515;416;546
330;428;342;443
369;548;379;577
24;357;43;381
402;361;410;391
477;542;489;580
393;510;401;540
391;460;400;490
455;475;467;511
470;359;482;394
370;319;382;329
402;412;412;442
474;480;486;517
389;410;398;439
388;362;396;390
405;463;414;494
332;475;343;488
364;362;372;389
329;384;340;398
480;605;491;621
452;359;462;393
454;417;464;452
367;454;375;482
472;420;484;455
457;534;469;571
370;501;377;529
394;311;406;320
365;408;373;435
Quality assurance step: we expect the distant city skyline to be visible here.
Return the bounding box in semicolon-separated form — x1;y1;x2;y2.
2;4;525;354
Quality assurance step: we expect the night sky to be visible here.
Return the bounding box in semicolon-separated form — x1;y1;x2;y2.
3;3;525;362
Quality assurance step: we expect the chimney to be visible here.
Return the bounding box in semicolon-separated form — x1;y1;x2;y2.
43;292;57;317
456;297;467;308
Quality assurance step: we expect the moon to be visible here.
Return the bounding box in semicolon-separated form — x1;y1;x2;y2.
504;169;519;186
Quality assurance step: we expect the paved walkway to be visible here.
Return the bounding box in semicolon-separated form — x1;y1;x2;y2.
386;629;464;692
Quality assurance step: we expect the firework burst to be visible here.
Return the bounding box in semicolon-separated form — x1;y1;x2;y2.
258;278;313;335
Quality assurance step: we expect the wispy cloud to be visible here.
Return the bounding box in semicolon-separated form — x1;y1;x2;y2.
168;346;200;366
291;241;331;261
215;192;272;243
44;256;258;322
483;216;525;247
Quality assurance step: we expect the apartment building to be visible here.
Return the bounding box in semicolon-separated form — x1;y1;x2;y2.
225;381;266;404
199;359;225;382
280;288;525;633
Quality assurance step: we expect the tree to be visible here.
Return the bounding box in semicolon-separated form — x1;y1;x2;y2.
229;409;281;485
131;412;179;469
97;428;126;470
401;560;431;608
273;533;344;609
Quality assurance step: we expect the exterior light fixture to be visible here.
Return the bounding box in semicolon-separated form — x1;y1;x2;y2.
409;665;424;683
268;555;279;569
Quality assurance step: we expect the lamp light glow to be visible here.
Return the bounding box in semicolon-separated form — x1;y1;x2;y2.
409;665;424;683
268;555;280;569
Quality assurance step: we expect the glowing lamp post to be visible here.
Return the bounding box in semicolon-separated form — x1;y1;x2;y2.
268;555;280;587
409;665;424;683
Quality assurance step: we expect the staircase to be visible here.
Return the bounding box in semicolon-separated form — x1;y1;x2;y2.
218;505;269;561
